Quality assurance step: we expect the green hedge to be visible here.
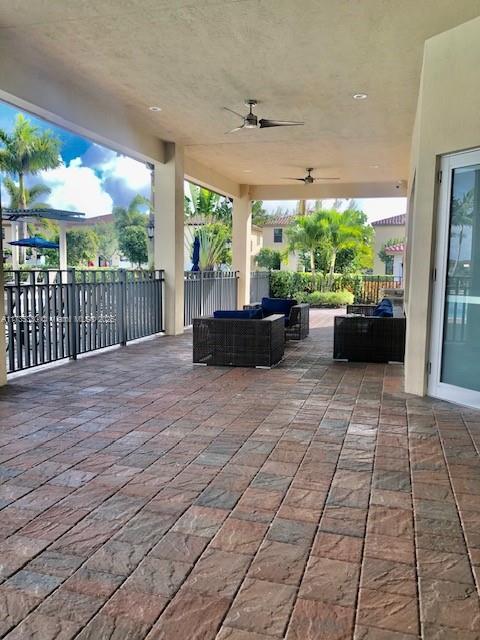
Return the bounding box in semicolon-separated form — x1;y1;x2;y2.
293;289;354;307
269;270;364;300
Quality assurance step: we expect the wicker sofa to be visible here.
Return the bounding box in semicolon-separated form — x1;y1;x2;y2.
245;298;310;341
193;314;285;368
334;303;406;363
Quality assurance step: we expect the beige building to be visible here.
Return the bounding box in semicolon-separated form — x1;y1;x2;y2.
371;213;406;274
261;214;299;271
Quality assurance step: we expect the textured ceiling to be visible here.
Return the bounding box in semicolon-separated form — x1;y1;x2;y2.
0;0;479;186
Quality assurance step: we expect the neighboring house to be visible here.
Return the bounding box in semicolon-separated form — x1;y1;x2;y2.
250;224;263;270
384;242;405;279
372;213;406;274
261;214;298;271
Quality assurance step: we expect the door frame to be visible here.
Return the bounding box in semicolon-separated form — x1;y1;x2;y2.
429;148;480;409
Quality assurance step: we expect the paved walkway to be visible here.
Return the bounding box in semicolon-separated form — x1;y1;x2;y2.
0;309;479;639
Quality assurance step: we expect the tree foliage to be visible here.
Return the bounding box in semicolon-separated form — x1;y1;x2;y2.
255;248;282;270
114;195;149;267
95;222;118;263
66;228;98;266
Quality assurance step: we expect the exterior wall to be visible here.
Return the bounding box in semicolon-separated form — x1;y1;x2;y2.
250;226;263;270
262;225;299;271
372;224;405;273
405;15;480;395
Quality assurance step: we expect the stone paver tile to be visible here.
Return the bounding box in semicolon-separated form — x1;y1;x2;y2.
357;588;419;635
64;567;123;598
27;550;84;579
103;586;169;623
361;557;416;596
150;531;209;564
224;578;296;637
354;625;418;639
286;598;355;640
299;556;360;607
216;628;273;639
36;588;105;624
75;613;149;640
421;623;480;639
419;578;480;631
3;614;81;640
114;511;176;547
417;549;474;584
147;589;231;639
267;518;316;546
367;506;413;539
0;587;41;636
364;534;415;565
172;506;228;538
86;539;148;575
183;548;250;598
312;532;363;563
248;540;307;585
195;486;241;510
4;569;62;598
125;556;191;597
211;518;268;555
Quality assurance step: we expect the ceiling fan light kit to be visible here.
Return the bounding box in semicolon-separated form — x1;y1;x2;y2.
282;168;340;184
224;99;304;133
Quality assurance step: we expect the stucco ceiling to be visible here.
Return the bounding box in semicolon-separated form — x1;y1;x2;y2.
0;0;479;187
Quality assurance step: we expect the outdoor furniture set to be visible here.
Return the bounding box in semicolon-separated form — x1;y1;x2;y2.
193;297;309;368
334;297;406;363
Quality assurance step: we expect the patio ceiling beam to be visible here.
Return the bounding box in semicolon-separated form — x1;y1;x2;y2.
184;157;241;199
249;182;407;201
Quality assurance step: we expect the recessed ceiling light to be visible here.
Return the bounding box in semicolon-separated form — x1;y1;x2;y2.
370;164;380;169
353;93;368;100
149;106;162;112
243;169;252;173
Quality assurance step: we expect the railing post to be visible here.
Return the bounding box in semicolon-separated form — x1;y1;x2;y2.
235;271;239;308
200;271;204;317
118;269;127;346
68;268;78;360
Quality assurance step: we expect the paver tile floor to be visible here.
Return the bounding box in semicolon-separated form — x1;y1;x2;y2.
0;309;479;639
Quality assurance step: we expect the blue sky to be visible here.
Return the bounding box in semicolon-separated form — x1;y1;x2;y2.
0;100;406;222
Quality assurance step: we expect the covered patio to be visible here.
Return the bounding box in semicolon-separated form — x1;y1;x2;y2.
0;310;479;639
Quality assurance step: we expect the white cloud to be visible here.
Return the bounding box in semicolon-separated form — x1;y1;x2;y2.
101;154;151;192
40;158;113;217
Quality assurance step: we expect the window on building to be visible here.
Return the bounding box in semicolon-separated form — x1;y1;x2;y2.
273;228;283;243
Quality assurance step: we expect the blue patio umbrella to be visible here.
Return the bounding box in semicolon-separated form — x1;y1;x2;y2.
191;235;200;271
9;236;59;249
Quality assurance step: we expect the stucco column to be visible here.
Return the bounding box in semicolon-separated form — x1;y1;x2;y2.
232;186;252;307
59;223;67;270
154;143;184;335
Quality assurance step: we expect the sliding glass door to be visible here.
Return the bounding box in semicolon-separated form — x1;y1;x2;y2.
429;149;480;408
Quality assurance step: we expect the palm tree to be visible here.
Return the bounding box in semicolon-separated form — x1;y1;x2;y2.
318;209;367;284
3;177;51;209
113;194;150;229
451;189;474;276
286;212;328;273
185;183;231;224
0;113;61;262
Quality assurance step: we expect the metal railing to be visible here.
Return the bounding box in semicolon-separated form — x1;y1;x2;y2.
184;271;238;327
355;275;403;304
250;271;270;303
4;269;165;374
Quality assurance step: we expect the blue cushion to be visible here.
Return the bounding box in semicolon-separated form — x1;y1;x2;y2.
261;297;297;317
373;299;393;318
213;309;263;320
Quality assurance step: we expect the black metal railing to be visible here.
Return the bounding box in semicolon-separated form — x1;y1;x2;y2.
184;271;238;327
250;271;270;303
4;269;165;374
355;275;403;304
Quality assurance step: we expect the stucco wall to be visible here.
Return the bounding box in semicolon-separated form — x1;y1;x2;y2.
262;225;299;271
372;224;405;274
405;15;480;395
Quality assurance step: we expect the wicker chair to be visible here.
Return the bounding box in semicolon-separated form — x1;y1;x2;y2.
334;314;406;362
193;314;285;368
244;301;310;341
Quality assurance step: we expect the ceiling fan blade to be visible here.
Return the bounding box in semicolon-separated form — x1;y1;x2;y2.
259;119;304;128
313;177;340;181
223;106;245;119
281;177;306;181
225;125;245;134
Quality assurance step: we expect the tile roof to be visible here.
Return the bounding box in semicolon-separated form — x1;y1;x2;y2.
371;213;406;226
262;214;296;226
384;242;405;254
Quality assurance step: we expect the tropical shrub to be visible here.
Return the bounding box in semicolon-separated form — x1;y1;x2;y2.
293;289;353;307
269;270;363;300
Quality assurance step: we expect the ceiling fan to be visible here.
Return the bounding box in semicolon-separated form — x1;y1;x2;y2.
224;99;304;133
282;168;340;184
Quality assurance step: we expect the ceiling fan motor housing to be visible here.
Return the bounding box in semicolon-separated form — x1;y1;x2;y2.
244;113;258;128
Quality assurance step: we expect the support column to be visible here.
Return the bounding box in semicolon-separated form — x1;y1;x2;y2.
0;217;6;386
232;186;252;307
154;143;184;335
59;223;67;270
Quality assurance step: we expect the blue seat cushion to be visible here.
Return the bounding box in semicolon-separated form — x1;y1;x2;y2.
261;297;297;317
213;309;263;320
373;299;393;318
